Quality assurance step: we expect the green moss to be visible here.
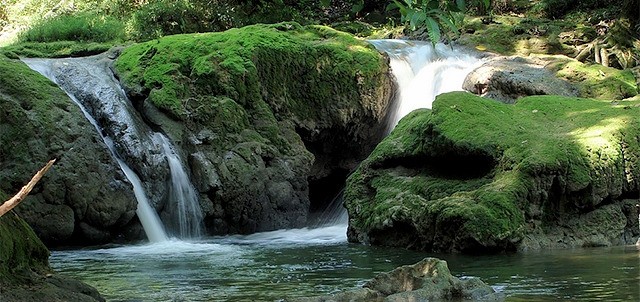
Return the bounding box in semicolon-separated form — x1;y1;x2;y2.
115;22;388;157
0;41;113;58
0;213;51;285
0;58;74;196
459;16;574;56
346;91;640;251
550;59;638;100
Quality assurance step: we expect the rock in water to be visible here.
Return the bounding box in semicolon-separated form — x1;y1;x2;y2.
283;257;500;301
0;58;137;246
114;22;393;234
346;91;640;252
0;212;104;301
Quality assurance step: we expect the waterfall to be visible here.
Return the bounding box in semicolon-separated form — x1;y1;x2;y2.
369;40;483;129
314;40;482;230
22;56;203;241
155;133;204;238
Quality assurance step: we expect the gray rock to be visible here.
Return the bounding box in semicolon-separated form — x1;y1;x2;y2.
284;258;501;302
1;58;137;246
464;56;578;103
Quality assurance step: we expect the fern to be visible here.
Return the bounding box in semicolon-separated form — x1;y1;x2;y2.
389;0;466;46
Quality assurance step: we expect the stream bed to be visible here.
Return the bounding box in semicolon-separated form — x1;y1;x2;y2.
50;225;639;302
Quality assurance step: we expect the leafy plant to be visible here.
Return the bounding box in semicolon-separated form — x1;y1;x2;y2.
388;0;466;45
19;11;125;43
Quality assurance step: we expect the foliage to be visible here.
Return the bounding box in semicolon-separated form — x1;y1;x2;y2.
130;0;237;41
388;0;466;45
19;11;125;43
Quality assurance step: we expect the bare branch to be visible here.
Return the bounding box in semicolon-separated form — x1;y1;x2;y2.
0;159;56;217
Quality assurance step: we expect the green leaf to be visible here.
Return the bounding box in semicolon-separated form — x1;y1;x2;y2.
351;0;364;13
410;10;427;30
456;0;466;11
425;16;441;46
320;0;331;8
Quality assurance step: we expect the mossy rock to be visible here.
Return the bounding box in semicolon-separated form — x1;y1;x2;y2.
115;22;392;234
0;57;137;246
0;213;104;301
345;91;640;252
0;213;50;284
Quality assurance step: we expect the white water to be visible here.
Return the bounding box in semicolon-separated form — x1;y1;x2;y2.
22;57;170;242
369;40;483;128
312;41;482;231
155;133;204;238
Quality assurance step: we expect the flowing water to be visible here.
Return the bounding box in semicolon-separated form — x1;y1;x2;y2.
25;44;640;301
156;133;204;238
22;56;203;241
22;57;170;243
50;231;640;302
369;39;484;128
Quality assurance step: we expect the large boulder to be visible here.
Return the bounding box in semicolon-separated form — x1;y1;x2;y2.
0;57;137;246
284;257;500;302
0;211;104;301
464;55;638;103
114;22;393;234
345;91;640;252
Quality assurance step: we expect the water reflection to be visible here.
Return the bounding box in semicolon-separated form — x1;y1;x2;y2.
50;228;639;302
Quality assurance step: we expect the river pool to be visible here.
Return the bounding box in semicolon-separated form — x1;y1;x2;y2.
50;224;639;302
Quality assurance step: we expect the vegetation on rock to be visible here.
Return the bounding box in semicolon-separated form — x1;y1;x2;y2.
114;22;392;234
0;57;137;246
345;91;640;252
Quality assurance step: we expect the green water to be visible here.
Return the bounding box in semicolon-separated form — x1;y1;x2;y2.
50;226;639;302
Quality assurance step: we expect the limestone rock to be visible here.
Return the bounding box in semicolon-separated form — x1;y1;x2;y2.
345;91;640;252
0;58;137;246
115;23;393;234
284;258;500;302
463;56;578;103
0;213;104;302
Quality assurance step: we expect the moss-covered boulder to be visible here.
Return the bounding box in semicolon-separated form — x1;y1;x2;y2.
114;22;392;234
0;212;104;301
345;91;640;252
0;57;137;246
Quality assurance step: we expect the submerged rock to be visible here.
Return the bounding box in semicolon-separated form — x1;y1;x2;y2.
285;257;500;302
345;91;640;252
0;58;137;246
0;212;104;301
115;22;393;234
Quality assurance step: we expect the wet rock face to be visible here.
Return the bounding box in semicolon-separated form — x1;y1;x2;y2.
0;58;137;246
463;56;578;103
115;23;393;234
345;91;640;253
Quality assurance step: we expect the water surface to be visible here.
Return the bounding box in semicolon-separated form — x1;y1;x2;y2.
51;226;639;302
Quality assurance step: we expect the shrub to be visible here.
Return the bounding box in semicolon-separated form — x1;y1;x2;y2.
19;11;125;43
129;0;237;41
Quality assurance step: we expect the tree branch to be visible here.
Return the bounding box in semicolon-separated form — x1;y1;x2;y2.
0;159;56;217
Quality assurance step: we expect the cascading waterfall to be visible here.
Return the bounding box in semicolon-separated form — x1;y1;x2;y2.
314;40;483;231
22;56;203;241
156;133;204;238
369;39;484;128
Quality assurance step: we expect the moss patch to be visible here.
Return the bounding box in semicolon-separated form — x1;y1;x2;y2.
547;58;638;100
115;22;388;153
115;22;386;120
0;41;113;58
0;213;51;285
346;91;640;252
